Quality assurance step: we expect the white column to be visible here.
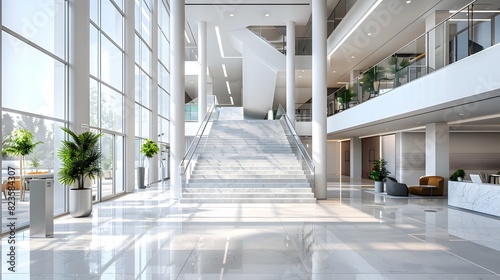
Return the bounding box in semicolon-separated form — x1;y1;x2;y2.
286;21;296;125
198;21;207;122
425;123;449;177
350;137;362;178
124;0;135;192
312;0;327;199
151;0;159;183
170;0;185;199
69;0;90;135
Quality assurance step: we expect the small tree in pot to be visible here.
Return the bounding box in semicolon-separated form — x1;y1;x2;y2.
58;127;102;217
369;158;390;192
137;138;159;189
3;128;43;200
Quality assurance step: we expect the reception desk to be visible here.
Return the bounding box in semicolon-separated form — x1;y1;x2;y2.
448;181;500;217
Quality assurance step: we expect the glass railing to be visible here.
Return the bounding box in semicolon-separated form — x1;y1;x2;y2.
276;104;315;189
327;0;500;116
248;26;313;55
180;95;219;192
185;96;218;122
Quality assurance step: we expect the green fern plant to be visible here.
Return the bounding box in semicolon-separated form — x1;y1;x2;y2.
58;127;103;189
140;138;159;167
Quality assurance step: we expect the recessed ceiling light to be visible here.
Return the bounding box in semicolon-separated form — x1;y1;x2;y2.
298;75;303;78
265;13;270;17
301;70;305;73
222;64;228;78
459;113;464;116
333;70;336;73
367;33;372;36
351;56;355;59
406;0;411;3
229;13;234;17
226;81;232;95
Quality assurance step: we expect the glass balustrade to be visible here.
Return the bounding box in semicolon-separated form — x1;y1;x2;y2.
325;1;500;117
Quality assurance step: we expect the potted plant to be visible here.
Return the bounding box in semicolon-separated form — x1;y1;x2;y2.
388;55;410;87
3;128;43;200
369;158;390;192
137;138;159;189
337;88;353;110
58;127;102;217
450;169;465;182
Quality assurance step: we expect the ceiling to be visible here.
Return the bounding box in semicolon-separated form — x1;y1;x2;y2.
183;0;500;137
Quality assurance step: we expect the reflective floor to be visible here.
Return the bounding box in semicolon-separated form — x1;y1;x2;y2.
2;176;500;279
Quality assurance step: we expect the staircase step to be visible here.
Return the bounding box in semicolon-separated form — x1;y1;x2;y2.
182;192;314;199
189;174;307;179
191;170;305;175
186;182;311;188
187;178;309;183
183;188;313;193
179;197;317;203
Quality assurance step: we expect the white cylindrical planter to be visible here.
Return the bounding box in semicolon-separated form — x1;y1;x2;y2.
30;179;54;237
374;181;384;193
69;188;92;218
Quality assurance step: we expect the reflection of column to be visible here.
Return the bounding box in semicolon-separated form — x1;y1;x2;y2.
425;210;437;242
198;21;207;122
124;0;136;192
286;21;296;126
170;0;186;199
312;0;327;199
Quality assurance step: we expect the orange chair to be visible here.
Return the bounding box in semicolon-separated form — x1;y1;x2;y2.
409;176;444;196
2;179;23;200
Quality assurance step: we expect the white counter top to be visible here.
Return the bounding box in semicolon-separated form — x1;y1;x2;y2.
448;181;500;217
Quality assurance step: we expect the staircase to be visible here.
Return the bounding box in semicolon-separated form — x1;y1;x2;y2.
180;120;315;203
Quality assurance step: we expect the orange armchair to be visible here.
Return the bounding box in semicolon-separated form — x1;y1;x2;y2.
409;176;444;196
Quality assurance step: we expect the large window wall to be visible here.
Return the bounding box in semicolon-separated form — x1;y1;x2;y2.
89;0;125;201
1;0;68;229
1;0;171;233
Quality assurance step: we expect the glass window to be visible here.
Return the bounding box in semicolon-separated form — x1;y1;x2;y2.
135;104;141;137
158;87;170;118
141;39;151;74
2;0;66;58
2;32;65;119
101;35;123;91
141;71;151;107
158;64;170;91
101;84;123;133
101;0;123;47
141;107;150;138
159;2;170;40
90;78;99;127
90;25;100;78
90;0;99;25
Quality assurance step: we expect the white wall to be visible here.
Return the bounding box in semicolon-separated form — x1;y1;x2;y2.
382;134;396;176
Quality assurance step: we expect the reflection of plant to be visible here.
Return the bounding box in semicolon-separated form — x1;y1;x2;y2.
102;156;112;170
369;158;390;181
389;55;410;87
362;66;384;95
337;88;353;108
58;128;103;189
449;169;465;181
29;151;43;171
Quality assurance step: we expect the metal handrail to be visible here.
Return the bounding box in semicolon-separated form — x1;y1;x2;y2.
277;104;315;175
180;95;218;175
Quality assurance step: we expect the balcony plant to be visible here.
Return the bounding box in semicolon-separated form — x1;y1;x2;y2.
3;128;43;200
58;127;102;217
369;158;390;192
337;88;353;111
137;138;159;189
449;169;465;182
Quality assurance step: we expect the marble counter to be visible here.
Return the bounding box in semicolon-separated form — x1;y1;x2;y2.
448;181;500;217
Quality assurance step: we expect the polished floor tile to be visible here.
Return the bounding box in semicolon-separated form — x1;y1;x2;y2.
3;176;500;279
